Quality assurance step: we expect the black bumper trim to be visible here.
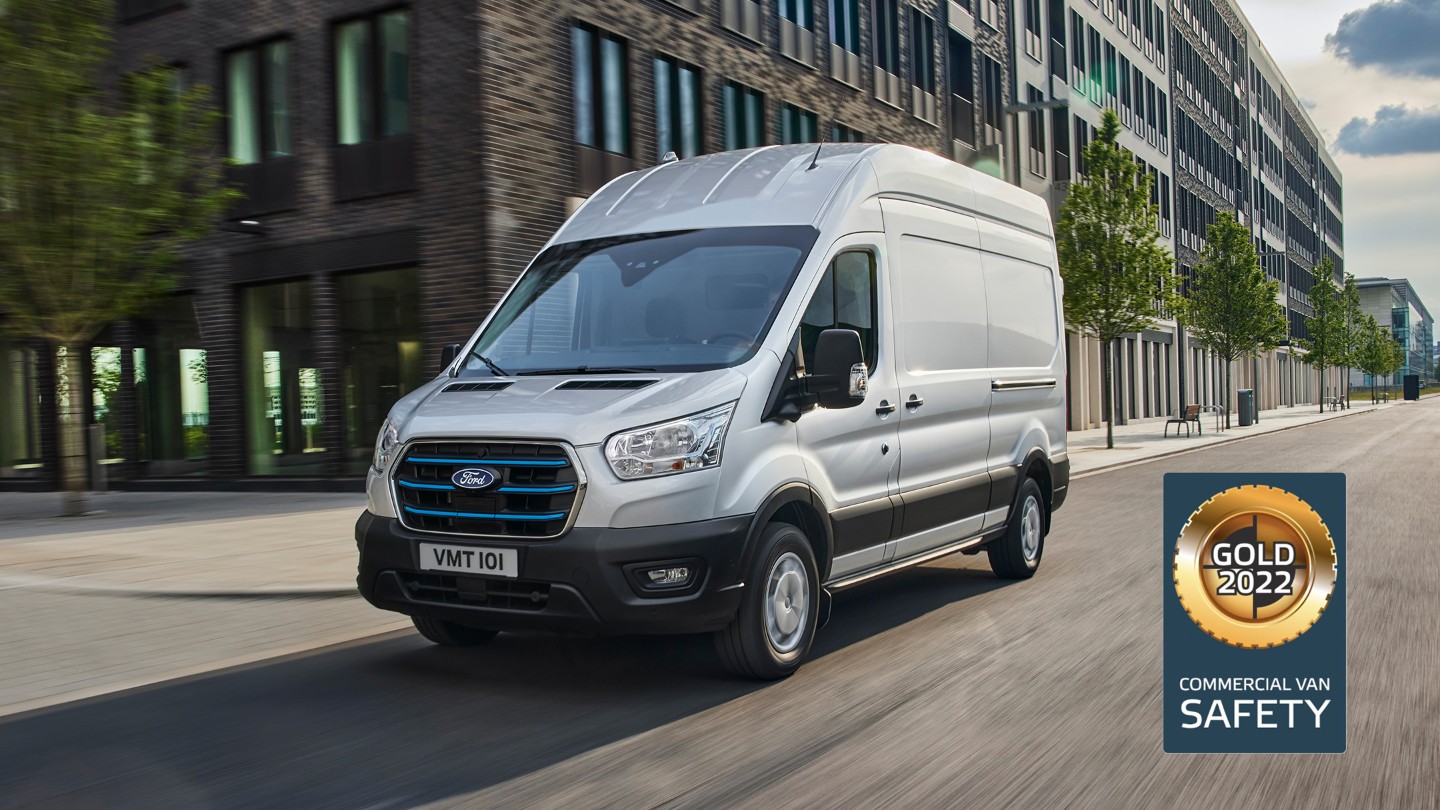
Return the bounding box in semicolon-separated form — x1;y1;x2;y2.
356;511;752;635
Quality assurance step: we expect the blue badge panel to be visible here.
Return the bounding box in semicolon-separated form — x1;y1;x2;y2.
1163;473;1345;754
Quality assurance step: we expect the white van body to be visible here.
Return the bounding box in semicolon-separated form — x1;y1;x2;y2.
357;144;1068;678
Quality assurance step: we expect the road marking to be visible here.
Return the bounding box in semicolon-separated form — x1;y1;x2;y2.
0;620;412;721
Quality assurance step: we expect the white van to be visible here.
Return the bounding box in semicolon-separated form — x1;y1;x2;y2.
357;144;1069;679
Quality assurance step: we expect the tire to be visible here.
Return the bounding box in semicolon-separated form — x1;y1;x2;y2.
987;476;1047;580
412;615;499;647
714;522;820;680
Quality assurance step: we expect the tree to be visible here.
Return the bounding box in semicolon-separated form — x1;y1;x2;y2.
1339;274;1364;410
0;0;235;514
1175;212;1286;428
1297;258;1346;414
1056;109;1175;448
1354;315;1388;403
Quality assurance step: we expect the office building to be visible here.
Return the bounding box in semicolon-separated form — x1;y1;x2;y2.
0;0;1344;485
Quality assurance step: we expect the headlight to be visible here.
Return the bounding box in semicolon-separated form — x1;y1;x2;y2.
372;419;400;473
605;403;735;480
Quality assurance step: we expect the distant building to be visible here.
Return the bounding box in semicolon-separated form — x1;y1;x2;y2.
1351;278;1434;387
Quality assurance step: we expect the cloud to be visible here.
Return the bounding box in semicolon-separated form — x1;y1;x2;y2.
1326;0;1440;77
1335;104;1440;154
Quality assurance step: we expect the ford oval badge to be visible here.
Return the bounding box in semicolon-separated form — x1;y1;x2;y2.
452;467;499;490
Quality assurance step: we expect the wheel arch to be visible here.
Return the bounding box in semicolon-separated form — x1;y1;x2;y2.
742;483;833;583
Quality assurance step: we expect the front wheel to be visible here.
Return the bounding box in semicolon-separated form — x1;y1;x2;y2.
987;477;1047;579
714;522;819;680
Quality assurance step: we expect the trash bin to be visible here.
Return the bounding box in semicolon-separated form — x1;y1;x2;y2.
1237;389;1254;426
1404;374;1420;401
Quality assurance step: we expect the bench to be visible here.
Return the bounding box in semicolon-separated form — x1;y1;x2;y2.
1165;404;1203;437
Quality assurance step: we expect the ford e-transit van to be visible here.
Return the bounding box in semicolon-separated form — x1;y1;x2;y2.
357;144;1069;679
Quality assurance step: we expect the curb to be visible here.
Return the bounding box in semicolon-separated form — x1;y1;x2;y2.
0;571;358;599
1071;403;1384;479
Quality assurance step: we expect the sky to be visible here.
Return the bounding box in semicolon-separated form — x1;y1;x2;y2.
1239;0;1440;327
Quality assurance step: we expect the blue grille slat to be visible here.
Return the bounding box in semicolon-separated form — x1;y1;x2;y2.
404;506;566;522
497;484;576;494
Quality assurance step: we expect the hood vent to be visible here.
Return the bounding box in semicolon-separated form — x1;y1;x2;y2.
555;379;658;391
443;382;513;393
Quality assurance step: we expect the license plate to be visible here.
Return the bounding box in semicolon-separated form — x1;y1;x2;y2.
418;543;518;578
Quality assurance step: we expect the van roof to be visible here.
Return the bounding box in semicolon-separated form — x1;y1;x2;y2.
553;143;1052;245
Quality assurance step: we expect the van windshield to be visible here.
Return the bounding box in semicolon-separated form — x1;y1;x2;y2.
463;226;818;375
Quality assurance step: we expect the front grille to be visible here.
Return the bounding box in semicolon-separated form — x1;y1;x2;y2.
403;573;551;611
393;440;581;538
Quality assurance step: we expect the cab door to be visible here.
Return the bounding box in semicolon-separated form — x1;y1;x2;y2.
793;240;901;580
882;200;994;560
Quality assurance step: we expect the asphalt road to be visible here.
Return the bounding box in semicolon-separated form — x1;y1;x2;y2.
2;400;1437;809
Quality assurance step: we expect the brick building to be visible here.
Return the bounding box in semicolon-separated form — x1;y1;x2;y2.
0;0;1343;486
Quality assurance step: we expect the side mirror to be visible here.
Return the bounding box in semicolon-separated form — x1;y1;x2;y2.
810;329;868;409
440;343;462;368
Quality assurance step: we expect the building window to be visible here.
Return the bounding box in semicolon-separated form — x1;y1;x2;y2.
981;54;1003;145
948;31;976;145
1027;85;1046;176
831;123;865;142
909;10;935;94
572;24;630;156
873;0;901;74
723;81;765;150
830;0;861;53
779;0;812;28
1024;0;1043;61
1;338;43;474
779;0;816;64
780;103;818;144
133;295;210;471
654;56;702;160
339;268;422;476
225;40;291;164
242;280;324;475
334;9;409;145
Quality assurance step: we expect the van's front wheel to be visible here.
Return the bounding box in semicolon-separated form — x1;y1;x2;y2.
714;522;819;680
988;477;1047;579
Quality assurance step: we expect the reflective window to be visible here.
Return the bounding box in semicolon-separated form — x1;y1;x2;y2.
335;10;409;145
225;39;290;164
0;338;43;474
572;24;630;155
133;295;210;473
780;103;817;145
723;81;765;150
465;227;817;375
799;250;878;373
242;281;324;474
339;268;422;475
654;56;702;160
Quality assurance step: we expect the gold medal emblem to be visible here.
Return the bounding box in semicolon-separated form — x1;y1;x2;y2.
1174;485;1337;648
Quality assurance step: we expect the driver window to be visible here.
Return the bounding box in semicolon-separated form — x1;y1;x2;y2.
798;250;878;373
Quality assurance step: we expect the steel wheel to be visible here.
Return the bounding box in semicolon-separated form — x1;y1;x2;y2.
765;551;810;654
1020;493;1043;563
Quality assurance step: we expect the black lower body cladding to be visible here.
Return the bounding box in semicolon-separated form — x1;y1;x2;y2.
355;512;752;635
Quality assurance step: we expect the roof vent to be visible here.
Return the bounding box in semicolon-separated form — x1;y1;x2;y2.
555;379;658;391
443;382;513;393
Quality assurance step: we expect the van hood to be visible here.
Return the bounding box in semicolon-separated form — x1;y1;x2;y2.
396;368;750;447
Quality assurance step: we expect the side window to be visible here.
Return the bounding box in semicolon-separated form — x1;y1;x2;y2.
798;250;878;373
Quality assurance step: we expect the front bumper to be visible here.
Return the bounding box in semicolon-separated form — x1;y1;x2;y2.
355;511;752;635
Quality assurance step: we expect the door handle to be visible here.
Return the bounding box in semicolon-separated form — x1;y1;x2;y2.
875;400;897;416
906;394;925;410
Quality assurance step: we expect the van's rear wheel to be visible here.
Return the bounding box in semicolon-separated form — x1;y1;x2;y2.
412;616;499;647
714;522;819;680
988;477;1046;579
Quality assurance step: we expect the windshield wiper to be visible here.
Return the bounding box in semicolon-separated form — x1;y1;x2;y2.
472;353;511;377
517;366;657;376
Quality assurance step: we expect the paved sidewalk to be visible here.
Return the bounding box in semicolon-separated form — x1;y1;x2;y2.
0;397;1420;597
1066;397;1407;475
0;492;365;596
